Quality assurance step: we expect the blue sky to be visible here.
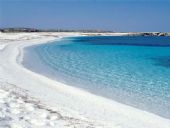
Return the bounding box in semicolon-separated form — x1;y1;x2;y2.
0;0;170;32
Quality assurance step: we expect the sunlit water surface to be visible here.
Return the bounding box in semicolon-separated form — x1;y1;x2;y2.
23;36;170;119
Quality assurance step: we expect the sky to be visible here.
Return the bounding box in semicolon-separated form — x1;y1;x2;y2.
0;0;170;32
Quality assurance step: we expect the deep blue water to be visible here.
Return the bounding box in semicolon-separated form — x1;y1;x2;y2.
23;36;170;119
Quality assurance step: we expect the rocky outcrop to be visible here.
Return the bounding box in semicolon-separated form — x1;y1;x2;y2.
126;32;170;36
142;32;169;36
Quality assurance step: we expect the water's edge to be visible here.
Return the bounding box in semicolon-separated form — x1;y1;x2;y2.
21;36;170;119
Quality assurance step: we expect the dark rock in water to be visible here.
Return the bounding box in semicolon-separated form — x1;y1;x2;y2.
157;32;168;36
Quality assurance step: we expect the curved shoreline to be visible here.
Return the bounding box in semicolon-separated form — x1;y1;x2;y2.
0;32;170;127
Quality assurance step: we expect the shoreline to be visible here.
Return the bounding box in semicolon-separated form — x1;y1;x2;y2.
0;32;170;127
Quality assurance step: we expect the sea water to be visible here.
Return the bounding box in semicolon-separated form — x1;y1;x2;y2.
23;36;170;119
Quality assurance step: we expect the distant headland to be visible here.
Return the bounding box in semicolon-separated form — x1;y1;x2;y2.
0;28;169;36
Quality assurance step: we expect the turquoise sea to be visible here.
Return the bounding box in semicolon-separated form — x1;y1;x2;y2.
23;36;170;119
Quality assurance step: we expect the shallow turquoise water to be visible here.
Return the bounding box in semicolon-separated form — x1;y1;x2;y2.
23;36;170;118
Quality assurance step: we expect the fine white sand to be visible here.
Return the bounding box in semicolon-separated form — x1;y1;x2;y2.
0;32;170;128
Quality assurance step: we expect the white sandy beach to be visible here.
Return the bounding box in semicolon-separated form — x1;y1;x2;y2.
0;32;170;128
